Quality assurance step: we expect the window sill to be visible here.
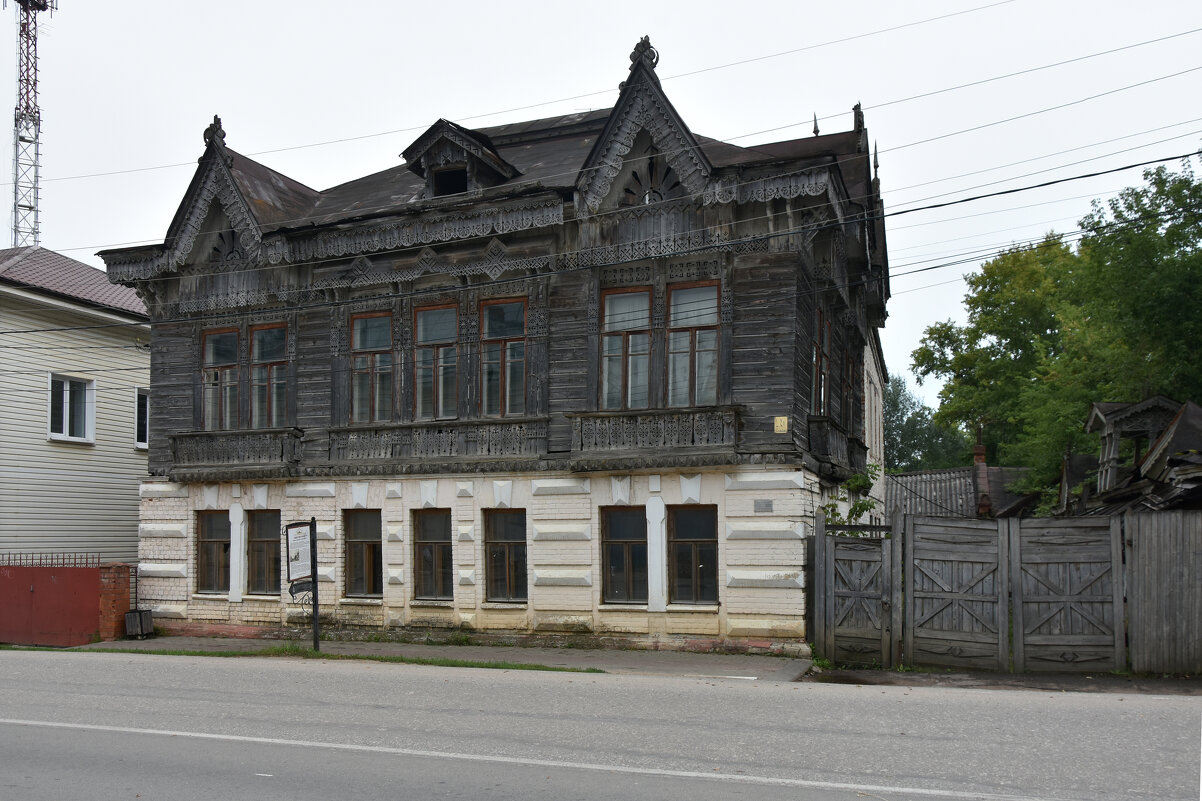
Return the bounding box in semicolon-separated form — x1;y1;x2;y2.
135;443;149;451
339;597;383;605
243;594;281;601
481;601;527;609
409;599;454;608
47;434;94;445
666;603;720;613
599;603;649;611
191;593;229;600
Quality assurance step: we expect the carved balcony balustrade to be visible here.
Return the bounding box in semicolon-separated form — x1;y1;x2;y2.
169;428;303;480
328;418;548;468
848;436;869;474
570;407;740;455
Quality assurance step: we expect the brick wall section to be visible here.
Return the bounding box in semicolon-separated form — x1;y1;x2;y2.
98;563;131;641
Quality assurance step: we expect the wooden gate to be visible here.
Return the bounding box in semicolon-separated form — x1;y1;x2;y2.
1126;511;1202;673
813;514;1130;672
904;516;1009;671
811;516;898;667
1011;517;1124;672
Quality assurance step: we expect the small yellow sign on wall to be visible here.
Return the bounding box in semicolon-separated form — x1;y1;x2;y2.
774;416;789;433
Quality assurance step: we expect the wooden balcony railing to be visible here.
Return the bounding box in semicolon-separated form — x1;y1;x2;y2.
570;407;739;453
329;418;548;463
170;428;303;471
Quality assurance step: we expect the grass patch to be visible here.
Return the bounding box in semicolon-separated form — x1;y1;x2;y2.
0;642;603;673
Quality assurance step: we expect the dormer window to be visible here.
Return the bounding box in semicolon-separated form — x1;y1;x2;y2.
432;165;468;197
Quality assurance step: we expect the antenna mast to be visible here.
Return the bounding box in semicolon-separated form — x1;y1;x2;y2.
9;0;55;247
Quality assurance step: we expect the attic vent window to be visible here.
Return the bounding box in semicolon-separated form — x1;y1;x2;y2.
432;165;468;197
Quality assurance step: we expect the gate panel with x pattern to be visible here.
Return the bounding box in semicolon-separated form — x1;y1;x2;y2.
904;516;1009;671
1010;517;1124;672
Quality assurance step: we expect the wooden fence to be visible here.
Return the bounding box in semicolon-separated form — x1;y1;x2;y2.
812;510;1199;673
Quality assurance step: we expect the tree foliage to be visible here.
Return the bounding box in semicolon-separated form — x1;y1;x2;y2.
883;373;970;472
911;162;1202;493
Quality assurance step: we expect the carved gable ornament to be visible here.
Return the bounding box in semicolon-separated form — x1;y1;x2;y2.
161;116;263;275
576;37;712;215
402;119;520;199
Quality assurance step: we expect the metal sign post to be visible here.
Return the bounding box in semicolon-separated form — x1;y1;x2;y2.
284;516;320;652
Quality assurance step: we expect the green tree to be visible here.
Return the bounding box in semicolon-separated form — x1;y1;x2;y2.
911;161;1202;496
883;373;970;471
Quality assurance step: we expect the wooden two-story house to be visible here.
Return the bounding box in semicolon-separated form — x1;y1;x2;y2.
102;39;889;647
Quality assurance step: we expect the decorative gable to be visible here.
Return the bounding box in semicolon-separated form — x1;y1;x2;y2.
576;37;712;214
402;119;520;199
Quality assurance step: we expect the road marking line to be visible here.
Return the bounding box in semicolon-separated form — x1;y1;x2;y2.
0;717;1081;801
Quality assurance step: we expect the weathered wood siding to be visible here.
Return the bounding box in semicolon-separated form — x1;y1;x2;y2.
0;294;148;561
1127;511;1202;673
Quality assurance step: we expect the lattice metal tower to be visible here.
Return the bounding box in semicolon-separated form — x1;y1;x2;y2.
9;0;55;247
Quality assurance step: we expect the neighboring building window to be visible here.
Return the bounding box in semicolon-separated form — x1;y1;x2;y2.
202;329;239;430
667;505;718;604
344;510;383;597
602;506;648;603
250;324;288;429
812;309;831;415
350;314;393;424
197;511;231;593
667;284;719;407
413;509;453;600
485;509;527;602
601;290;650;410
415;306;457;420
481;300;525;416
135;387;149;449
247;510;281;595
48;374;94;442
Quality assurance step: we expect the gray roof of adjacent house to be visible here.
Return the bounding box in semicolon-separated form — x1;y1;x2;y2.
885;463;1038;518
0;246;146;318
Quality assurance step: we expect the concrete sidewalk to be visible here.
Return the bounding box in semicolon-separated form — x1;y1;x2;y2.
73;636;811;682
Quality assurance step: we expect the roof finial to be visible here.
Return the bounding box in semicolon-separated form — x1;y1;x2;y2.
873;140;879;174
812;113;819;137
203;115;226;147
629;36;659;70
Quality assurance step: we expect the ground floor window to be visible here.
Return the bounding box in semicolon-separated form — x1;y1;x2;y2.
197;511;230;593
485;509;527;602
667;505;718;604
602;506;648;603
345;510;382;597
247;511;281;595
414;509;453;600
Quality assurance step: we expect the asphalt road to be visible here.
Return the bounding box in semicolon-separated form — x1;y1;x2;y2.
1;651;1199;801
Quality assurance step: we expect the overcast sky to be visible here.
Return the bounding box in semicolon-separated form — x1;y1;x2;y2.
7;0;1201;404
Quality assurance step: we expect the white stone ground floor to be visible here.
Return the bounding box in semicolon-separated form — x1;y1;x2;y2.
135;467;820;649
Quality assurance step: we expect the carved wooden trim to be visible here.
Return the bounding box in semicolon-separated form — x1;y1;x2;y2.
570;408;738;452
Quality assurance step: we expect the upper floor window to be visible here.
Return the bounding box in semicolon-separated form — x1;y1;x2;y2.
135;387;149;449
601;290;650;410
813;309;831;415
250;324;287;429
202;329;239;430
350;314;392;424
49;373;94;443
481;300;525;417
415;306;457;420
432;165;468;197
667;284;718;407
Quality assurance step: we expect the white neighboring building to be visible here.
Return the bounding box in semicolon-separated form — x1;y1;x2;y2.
0;247;149;561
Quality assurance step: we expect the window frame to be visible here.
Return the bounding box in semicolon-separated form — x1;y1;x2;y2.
601;506;649;604
484;509;527;603
249;323;288;429
47;373;95;444
600;288;652;411
479;298;527;417
812;309;832;416
413;508;454;600
246;510;281;596
135;387;149;449
344;509;383;598
349;312;394;424
202;328;240;431
666;282;720;408
414;304;458;421
667;504;719;605
196;510;231;594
